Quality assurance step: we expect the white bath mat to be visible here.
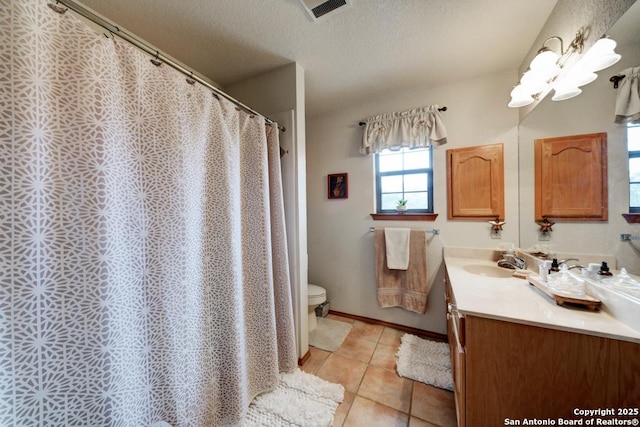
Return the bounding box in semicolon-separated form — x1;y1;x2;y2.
308;317;353;352
395;333;453;391
243;368;344;427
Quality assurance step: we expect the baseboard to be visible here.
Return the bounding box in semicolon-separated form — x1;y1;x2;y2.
298;349;311;366
328;310;448;343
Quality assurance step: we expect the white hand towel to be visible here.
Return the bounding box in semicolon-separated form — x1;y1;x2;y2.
384;228;411;270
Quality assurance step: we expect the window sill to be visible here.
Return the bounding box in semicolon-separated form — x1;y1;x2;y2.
622;213;640;224
370;213;438;221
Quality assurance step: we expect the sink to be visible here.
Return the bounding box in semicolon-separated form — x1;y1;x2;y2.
585;278;640;332
463;264;515;278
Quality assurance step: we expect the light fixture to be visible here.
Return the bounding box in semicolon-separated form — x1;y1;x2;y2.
580;35;621;71
508;85;536;108
551;84;581;101
508;28;621;108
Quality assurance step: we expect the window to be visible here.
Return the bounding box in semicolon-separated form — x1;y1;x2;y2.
375;147;433;213
629;124;640;213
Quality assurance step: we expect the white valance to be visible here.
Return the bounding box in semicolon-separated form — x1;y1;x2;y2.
360;105;448;154
360;105;447;154
615;66;640;124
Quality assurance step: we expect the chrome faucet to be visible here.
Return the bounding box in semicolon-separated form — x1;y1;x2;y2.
497;252;526;270
558;258;584;270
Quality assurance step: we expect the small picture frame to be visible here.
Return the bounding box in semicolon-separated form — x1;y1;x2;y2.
328;173;348;199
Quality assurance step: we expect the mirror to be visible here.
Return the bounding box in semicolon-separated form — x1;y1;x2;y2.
518;1;640;274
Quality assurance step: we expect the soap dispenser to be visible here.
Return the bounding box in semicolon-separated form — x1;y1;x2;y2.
597;261;613;277
549;258;560;273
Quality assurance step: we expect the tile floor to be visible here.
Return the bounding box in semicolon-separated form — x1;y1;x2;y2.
301;313;457;427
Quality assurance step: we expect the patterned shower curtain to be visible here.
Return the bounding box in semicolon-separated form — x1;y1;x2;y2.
0;1;297;425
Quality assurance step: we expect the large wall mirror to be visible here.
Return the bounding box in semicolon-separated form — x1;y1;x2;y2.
518;1;640;274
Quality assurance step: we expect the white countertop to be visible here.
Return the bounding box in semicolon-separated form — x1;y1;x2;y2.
444;252;640;344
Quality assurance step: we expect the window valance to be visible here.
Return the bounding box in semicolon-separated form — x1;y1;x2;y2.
615;66;640;124
360;104;447;154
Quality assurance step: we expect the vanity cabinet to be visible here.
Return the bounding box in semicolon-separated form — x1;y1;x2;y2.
444;277;465;427
445;274;640;427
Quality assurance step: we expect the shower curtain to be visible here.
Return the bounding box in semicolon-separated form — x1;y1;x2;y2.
0;1;297;426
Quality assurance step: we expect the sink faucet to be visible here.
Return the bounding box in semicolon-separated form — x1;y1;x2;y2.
558;258;584;270
498;253;526;270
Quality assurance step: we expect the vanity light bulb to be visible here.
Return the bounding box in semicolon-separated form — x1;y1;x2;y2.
508;85;534;108
530;49;559;70
521;69;551;93
551;85;581;101
582;36;621;72
529;50;561;79
508;96;534;108
586;37;617;57
585;53;621;72
567;68;598;87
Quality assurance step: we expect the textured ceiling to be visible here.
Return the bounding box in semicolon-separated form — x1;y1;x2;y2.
77;0;558;117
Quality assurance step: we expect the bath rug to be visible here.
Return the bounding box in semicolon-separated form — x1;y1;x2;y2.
396;333;453;391
243;368;344;427
308;317;353;352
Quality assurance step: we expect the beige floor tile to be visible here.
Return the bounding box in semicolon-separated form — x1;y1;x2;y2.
357;365;412;413
409;416;440;427
349;320;384;343
335;334;377;363
370;342;398;371
332;391;355;427
343;396;409;427
316;353;368;393
411;382;457;427
379;326;406;347
308;317;455;427
327;313;354;324
301;346;331;375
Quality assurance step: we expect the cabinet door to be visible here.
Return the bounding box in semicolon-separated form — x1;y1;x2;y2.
447;143;504;220
445;278;466;427
535;133;607;221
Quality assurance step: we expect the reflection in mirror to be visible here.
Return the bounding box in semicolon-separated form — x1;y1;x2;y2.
518;1;640;275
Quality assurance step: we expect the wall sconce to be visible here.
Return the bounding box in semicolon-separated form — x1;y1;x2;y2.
536;217;555;241
508;28;621;108
489;217;505;239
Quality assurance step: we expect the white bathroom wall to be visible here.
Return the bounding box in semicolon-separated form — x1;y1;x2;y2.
306;70;519;334
226;63;309;358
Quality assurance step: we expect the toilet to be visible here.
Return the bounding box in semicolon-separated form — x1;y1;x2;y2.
307;283;327;332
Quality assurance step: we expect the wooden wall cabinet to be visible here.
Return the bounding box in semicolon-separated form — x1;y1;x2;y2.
447;143;504;220
535;132;608;221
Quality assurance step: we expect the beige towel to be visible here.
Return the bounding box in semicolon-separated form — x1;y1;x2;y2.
384;228;410;270
374;229;430;314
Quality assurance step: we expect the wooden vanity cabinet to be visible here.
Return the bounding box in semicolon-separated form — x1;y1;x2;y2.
445;276;640;426
444;276;465;427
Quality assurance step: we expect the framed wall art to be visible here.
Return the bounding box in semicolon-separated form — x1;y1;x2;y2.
328;173;348;199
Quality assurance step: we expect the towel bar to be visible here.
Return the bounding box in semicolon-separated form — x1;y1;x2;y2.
369;227;439;235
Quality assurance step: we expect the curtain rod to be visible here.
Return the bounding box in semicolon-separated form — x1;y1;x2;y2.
358;106;447;127
48;0;285;133
610;74;625;89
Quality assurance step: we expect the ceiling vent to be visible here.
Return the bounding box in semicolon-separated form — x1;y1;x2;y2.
299;0;352;21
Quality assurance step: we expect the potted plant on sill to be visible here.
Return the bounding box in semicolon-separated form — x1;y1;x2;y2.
396;199;408;212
